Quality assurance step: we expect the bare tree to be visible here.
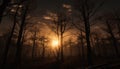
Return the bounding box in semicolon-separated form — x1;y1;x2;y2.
72;0;104;66
15;2;29;68
1;1;27;69
113;10;120;39
39;36;48;59
44;8;72;62
31;28;37;60
99;12;120;57
104;20;119;57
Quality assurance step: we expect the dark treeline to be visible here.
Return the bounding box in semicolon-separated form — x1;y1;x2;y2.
0;0;120;69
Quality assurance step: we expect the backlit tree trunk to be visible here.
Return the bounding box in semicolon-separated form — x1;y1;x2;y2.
32;31;36;60
1;5;20;69
15;5;28;69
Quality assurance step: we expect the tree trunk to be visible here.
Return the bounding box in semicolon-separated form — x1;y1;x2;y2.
80;31;85;68
60;33;64;62
32;31;36;60
90;36;95;56
69;39;73;57
1;15;16;69
101;39;107;57
106;21;119;57
1;6;19;69
95;36;101;57
81;2;93;65
42;43;45;59
15;6;28;69
83;16;92;66
60;20;64;62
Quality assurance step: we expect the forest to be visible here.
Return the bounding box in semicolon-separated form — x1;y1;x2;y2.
0;0;120;69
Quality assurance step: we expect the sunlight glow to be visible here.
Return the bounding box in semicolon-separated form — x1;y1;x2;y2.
52;39;59;47
63;4;71;9
43;16;51;20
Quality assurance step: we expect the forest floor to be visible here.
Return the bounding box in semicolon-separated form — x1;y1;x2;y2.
1;57;120;69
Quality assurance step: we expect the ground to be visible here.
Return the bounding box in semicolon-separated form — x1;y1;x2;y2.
2;57;120;69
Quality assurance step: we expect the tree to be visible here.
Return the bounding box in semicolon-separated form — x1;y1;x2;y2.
0;0;27;24
99;12;120;57
44;7;72;62
103;20;119;57
28;24;40;60
31;27;37;60
72;0;104;66
39;36;48;59
76;31;86;68
113;10;120;38
1;1;27;69
15;2;29;69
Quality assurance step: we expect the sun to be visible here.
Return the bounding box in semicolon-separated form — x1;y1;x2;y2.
52;39;59;47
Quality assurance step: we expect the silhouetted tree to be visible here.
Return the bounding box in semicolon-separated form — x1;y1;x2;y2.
39;36;48;59
99;13;119;57
44;9;72;62
31;29;37;60
72;0;104;66
113;10;120;38
1;4;19;69
1;1;27;69
105;20;119;57
15;3;29;69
